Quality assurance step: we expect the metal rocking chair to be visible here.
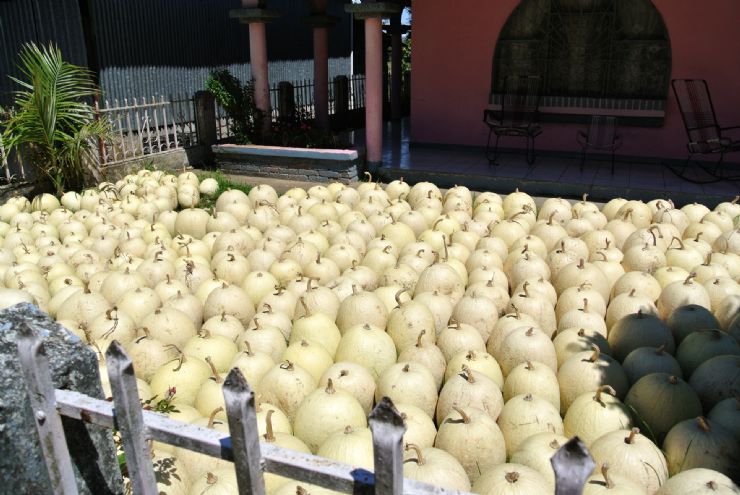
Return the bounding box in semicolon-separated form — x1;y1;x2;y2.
669;79;740;183
577;115;622;174
483;75;543;165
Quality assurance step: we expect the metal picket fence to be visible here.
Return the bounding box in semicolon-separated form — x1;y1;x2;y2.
16;328;476;495
0;108;28;183
95;95;197;166
349;75;366;111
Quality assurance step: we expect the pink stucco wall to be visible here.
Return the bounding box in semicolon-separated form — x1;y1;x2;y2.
410;0;740;159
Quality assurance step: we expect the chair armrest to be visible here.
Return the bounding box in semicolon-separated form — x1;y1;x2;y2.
720;125;740;132
483;109;500;122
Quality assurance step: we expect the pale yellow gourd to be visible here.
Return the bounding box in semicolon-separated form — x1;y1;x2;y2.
509;432;568;490
497;393;564;457
563;385;632;446
293;379;367;453
434;406;506;483
589;428;668;494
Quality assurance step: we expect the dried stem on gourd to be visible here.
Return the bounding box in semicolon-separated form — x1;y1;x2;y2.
625;427;639;444
594;385;616;405
280;360;294;371
587;344;600;363
135;327;151;344
601;463;614;489
395;288;408;308
242;340;254;356
671;236;685;250
205;357;223;384
461;365;475;383
405;443;425;465
264;409;276;442
451;405;470;424
697;416;711;432
505;472;520;483
522;281;530;298
511;303;520;319
208;407;223;428
166;346;186;372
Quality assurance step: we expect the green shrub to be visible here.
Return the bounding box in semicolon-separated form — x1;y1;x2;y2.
205;69;263;145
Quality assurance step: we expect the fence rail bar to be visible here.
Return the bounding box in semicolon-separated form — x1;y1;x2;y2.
17;324;80;495
105;341;158;495
53;388;472;495
102;100;173;111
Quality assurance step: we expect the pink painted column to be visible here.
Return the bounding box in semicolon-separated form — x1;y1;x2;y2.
313;25;330;130
346;3;401;171
390;13;403;122
307;1;336;130
365;17;384;166
232;1;279;137
248;22;270;133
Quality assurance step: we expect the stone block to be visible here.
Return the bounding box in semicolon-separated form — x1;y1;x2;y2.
0;303;122;494
318;170;341;178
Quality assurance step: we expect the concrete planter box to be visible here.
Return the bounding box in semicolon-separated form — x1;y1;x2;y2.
213;144;364;183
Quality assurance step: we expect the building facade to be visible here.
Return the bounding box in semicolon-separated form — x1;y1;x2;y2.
410;0;740;160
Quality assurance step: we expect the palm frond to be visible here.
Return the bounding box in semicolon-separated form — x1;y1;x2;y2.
1;42;109;193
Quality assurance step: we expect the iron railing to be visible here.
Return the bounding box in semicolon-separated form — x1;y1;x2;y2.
16;327;474;495
95;96;197;166
2;73;374;175
267;74;368;123
0;109;28;183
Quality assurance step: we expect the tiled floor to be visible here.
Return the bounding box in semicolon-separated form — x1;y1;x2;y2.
358;119;740;207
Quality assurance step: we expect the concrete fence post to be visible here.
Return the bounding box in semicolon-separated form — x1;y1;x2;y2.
277;81;296;121
333;75;350;128
194;91;218;166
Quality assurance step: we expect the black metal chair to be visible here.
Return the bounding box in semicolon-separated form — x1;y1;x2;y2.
669;79;740;182
577;115;622;174
483;75;542;165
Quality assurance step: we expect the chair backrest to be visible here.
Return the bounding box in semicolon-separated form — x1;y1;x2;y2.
501;75;542;127
586;115;618;147
672;79;721;145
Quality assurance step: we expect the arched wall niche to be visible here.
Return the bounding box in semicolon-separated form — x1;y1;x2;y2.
491;0;671;124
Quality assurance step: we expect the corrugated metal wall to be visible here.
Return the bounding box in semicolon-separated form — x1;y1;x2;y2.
1;0;352;106
0;0;89;106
